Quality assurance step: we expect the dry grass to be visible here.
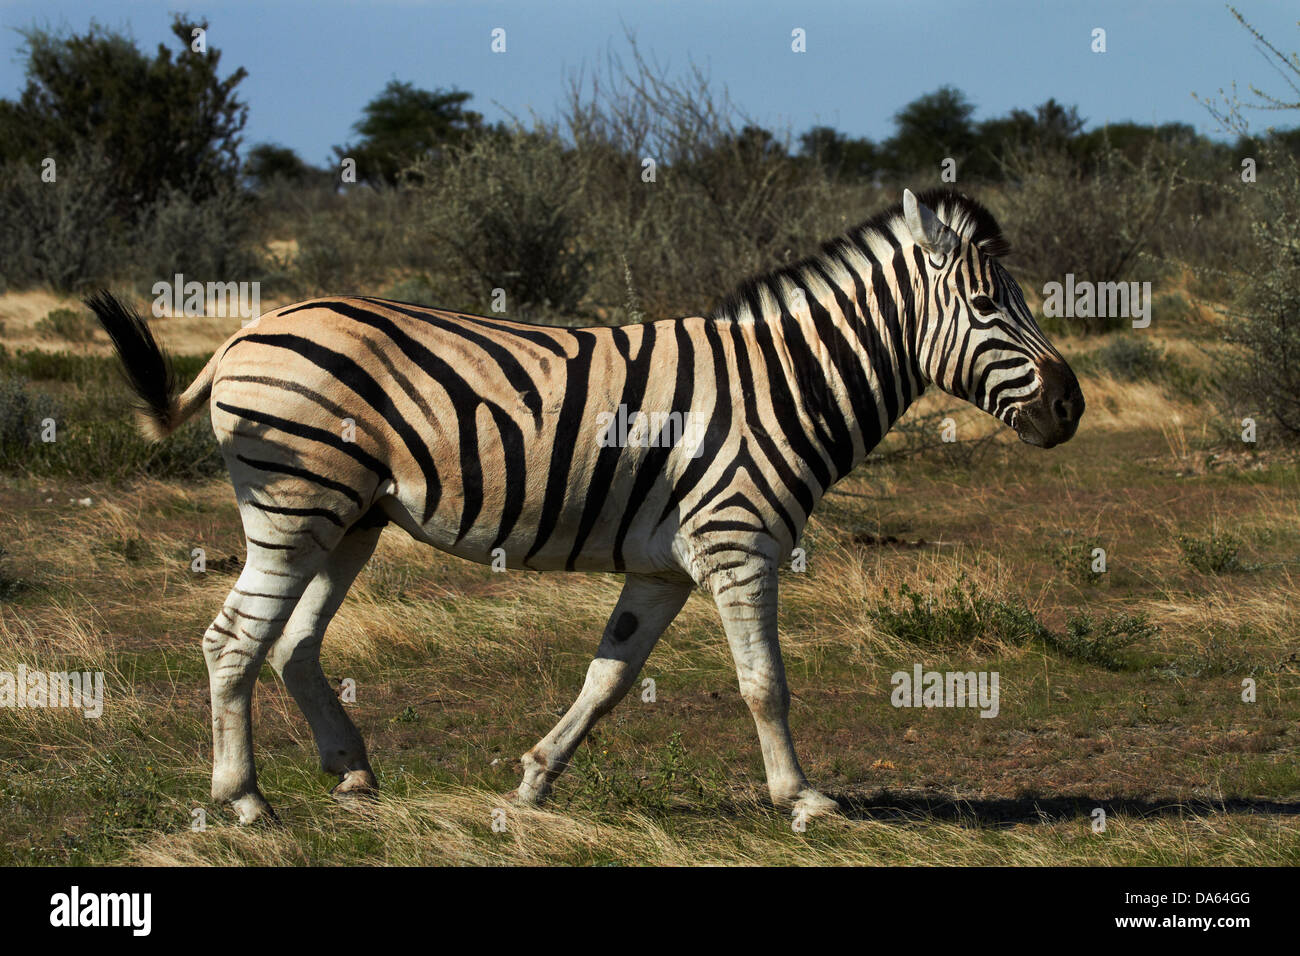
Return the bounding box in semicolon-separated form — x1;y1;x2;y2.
1;314;1298;865
127;784;1299;867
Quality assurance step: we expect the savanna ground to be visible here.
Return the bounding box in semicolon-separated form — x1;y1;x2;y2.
1;278;1297;867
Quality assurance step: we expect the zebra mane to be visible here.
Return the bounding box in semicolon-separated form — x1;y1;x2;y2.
713;187;1011;320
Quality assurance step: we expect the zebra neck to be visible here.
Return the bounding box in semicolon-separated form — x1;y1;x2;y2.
753;259;922;484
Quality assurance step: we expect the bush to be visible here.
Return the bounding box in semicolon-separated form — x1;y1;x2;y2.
131;185;265;292
1215;148;1300;439
991;140;1180;333
1047;613;1157;670
1177;532;1243;574
1051;535;1107;585
1092;337;1166;381
869;576;1048;651
0;145;129;291
34;307;97;344
410;130;597;318
289;187;429;297
562;50;853;321
0;374;59;461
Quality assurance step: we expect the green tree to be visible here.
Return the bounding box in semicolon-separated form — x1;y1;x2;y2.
798;125;879;180
334;80;484;186
244;143;330;189
0;15;247;220
882;85;977;175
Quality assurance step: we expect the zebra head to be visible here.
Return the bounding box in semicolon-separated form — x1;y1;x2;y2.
902;188;1084;449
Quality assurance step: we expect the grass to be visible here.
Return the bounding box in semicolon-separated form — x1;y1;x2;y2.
0;279;1298;865
0;339;1297;866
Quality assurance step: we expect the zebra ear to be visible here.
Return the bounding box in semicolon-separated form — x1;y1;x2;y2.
903;189;960;259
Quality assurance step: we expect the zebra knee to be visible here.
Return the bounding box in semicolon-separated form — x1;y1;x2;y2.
738;677;788;721
267;627;321;678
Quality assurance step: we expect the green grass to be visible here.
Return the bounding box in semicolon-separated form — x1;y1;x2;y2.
0;353;1297;866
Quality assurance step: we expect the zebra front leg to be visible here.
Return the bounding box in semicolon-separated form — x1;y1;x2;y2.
267;522;383;800
706;558;839;818
514;573;692;806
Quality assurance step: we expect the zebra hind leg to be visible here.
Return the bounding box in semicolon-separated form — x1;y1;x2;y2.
203;500;348;824
513;573;692;806
266;518;384;800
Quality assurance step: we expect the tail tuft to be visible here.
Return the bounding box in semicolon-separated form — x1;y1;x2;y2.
84;290;178;440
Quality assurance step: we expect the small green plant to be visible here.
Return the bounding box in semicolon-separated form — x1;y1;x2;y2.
1177;531;1243;573
1092;337;1165;381
1052;536;1107;585
34;307;97;343
0;374;59;455
869;576;1048;650
1174;631;1256;677
1046;613;1158;670
391;706;420;724
568;731;722;815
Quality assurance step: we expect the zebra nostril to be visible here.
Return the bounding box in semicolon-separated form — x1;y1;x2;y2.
1053;397;1069;422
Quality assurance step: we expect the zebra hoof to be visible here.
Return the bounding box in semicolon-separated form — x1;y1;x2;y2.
508;785;546;807
231;792;279;826
331;769;379;800
791;788;841;819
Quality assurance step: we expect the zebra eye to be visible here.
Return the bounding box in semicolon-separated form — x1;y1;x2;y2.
971;295;998;315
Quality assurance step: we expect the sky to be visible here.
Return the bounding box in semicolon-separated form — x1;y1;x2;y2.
1;0;1297;165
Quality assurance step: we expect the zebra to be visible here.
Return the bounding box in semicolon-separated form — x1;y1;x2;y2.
89;187;1083;824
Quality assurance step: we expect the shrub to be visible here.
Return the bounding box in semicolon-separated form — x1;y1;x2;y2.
410;130;597;318
990;140;1180;333
131;185;265;293
0;374;59;460
1177;532;1243;574
869;576;1048;651
289;187;428;296
1051;535;1107;585
1200;15;1300;440
1092;337;1166;381
34;307;97;344
0;145;129;291
1046;613;1157;670
1214;149;1300;439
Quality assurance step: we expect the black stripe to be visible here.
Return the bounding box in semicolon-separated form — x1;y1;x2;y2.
285;297;571;358
234;454;365;510
216;401;392;482
485;404;527;551
357;297;545;428
246;499;345;527
566;324;656;570
613;321;696;570
528;330;597;564
656;320;730;528
227;333;441;521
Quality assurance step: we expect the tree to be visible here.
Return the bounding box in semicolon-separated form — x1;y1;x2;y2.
334;81;483;186
244;143;330;189
882;85;977;175
798;125;879;180
974;99;1085;178
0;16;247;220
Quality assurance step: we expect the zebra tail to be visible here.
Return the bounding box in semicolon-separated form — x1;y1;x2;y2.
84;289;215;441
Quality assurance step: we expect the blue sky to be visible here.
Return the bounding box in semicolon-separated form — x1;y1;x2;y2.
1;0;1297;164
